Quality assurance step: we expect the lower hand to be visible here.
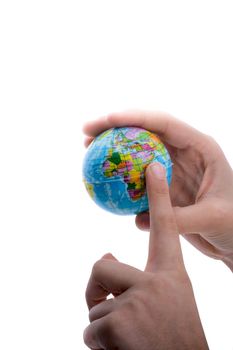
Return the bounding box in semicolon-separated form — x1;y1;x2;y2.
84;162;208;350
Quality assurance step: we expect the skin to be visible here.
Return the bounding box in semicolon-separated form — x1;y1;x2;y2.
83;110;233;271
83;163;209;349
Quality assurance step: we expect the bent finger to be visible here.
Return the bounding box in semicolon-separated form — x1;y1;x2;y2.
83;318;103;349
84;136;94;148
83;110;204;149
89;298;115;322
173;202;226;234
86;258;142;310
135;211;150;231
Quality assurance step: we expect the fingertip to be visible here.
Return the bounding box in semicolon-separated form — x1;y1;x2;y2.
82;120;93;135
147;162;166;180
135;212;150;231
83;326;89;344
82;115;113;136
101;253;118;261
146;162;169;202
84;136;94;148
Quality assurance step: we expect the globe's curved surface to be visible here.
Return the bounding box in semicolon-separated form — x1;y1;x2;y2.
83;127;172;215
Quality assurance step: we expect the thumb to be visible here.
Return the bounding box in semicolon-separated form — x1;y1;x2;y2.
100;253;120;297
145;162;184;272
101;253;119;261
174;202;221;235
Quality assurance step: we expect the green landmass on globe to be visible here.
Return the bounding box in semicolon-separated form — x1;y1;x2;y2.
83;127;172;215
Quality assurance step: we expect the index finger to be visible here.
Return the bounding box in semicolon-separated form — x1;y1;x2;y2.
145;162;185;272
83;110;204;149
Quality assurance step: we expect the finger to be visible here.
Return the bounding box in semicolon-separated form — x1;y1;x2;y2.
135;211;220;257
173;202;225;235
182;233;222;259
135;205;214;234
135;211;150;231
83;110;204;149
136;202;223;236
86;257;142;310
99;254;122;297
89;298;115;322
83;114;113;137
101;252;118;261
84;136;94;148
84;314;116;350
135;210;220;256
136;202;224;259
145;162;184;272
83;318;103;349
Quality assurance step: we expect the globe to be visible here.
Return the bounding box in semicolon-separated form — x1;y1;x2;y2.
82;126;172;215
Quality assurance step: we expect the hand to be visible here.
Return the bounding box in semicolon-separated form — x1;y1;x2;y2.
83;110;233;271
83;162;208;350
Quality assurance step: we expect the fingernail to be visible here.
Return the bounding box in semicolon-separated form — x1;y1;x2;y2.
150;162;165;179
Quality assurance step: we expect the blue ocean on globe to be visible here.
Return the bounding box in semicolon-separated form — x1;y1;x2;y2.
83;127;173;215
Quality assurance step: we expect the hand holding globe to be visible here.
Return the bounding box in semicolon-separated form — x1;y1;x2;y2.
83;110;233;268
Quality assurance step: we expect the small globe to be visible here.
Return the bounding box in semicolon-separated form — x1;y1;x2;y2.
83;127;172;215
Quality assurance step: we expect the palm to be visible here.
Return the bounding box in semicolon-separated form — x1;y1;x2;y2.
165;144;204;207
162;141;233;261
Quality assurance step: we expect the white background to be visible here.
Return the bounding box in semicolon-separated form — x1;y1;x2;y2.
0;1;233;349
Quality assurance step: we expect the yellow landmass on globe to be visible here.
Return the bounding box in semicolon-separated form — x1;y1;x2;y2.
84;180;94;199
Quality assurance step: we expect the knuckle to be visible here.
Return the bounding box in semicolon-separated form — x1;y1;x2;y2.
142;274;163;292
122;292;141;313
131;288;149;306
98;312;119;339
205;134;218;146
85;259;107;304
83;324;96;348
204;134;224;156
83;327;89;346
204;134;215;143
210;201;230;227
125;282;154;308
88;304;98;322
85;285;94;306
85;288;89;303
154;181;169;195
92;259;105;277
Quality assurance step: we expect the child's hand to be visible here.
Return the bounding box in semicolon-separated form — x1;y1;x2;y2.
84;163;208;350
83;110;233;271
